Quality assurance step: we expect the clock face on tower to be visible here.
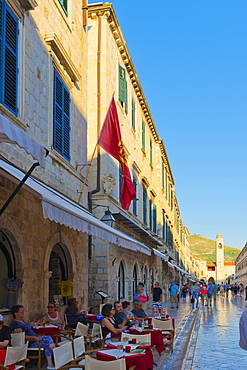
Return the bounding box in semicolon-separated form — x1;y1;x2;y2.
218;243;222;249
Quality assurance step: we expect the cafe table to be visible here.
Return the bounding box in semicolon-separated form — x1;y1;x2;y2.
85;314;97;322
33;324;60;342
106;341;153;369
96;347;153;370
129;327;164;355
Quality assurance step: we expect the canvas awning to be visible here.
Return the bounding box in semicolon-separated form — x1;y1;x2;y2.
153;248;169;262
0;159;151;256
0;114;47;167
174;264;190;275
168;262;174;269
113;212;163;246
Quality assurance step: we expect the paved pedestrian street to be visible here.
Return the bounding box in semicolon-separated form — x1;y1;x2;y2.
184;294;247;370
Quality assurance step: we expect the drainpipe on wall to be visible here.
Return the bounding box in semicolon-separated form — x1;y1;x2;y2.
82;0;88;27
88;13;102;212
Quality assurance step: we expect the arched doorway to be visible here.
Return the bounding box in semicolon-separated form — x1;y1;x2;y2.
118;261;125;300
0;230;22;308
48;243;71;304
133;264;138;298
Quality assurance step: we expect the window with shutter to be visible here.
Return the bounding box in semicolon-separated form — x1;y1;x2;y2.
143;185;147;226
118;65;127;113
149;199;152;231
133;177;138;216
141;121;145;151
58;0;68;15
131;97;135;130
53;71;70;161
153;204;157;233
150;139;153;164
0;0;18;115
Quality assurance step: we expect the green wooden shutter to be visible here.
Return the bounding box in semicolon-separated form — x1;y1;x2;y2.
119;65;127;113
153;204;157;233
0;1;18;115
142;121;145;150
58;0;68;15
143;186;147;225
150;139;153;164
131;98;135;130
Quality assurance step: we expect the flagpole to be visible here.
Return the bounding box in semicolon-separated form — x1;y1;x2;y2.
78;141;98;203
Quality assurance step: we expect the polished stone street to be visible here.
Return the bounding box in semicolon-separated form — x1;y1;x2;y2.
183;293;247;370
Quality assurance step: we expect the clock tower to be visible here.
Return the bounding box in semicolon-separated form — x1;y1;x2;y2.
216;234;224;283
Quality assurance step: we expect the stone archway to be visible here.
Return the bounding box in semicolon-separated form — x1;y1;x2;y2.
0;217;24;305
43;231;76;308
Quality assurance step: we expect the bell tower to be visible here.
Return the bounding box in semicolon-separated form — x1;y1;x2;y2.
216;234;224;283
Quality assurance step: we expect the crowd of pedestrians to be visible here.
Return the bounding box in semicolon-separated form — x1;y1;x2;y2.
168;280;245;310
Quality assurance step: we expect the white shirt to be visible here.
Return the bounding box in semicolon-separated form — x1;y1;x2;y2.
239;308;247;350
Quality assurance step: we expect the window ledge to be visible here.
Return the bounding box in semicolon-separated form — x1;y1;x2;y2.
19;0;37;10
45;33;81;82
141;148;146;156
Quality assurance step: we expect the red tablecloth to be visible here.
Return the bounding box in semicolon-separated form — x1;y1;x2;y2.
106;342;153;369
85;314;97;321
97;348;153;370
129;328;164;355
0;349;15;370
34;326;60;342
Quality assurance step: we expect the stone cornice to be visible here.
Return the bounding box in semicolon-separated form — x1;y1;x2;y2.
88;3;174;184
45;33;81;83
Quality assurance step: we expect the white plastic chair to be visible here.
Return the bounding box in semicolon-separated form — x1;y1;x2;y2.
87;322;104;348
120;332;151;345
75;322;89;338
11;332;25;347
85;355;125;370
53;340;74;369
4;342;28;370
73;336;85;358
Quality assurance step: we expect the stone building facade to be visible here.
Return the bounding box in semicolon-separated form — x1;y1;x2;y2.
87;2;197;309
235;243;246;286
0;0;199;323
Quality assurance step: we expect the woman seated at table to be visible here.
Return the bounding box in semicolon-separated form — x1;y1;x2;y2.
65;297;89;329
101;303;127;338
41;302;65;330
10;305;55;370
0;314;15;370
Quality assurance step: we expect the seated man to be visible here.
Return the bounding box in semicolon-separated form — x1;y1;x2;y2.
131;302;149;321
113;301;134;329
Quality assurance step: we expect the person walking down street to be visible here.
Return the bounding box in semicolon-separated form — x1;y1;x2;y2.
207;283;214;307
233;284;239;297
181;284;188;300
169;281;179;309
191;282;200;309
224;283;230;298
213;283;218;301
219;283;225;297
152;282;162;315
200;282;208;306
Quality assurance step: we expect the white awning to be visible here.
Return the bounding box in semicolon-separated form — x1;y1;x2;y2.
168;262;174;269
0;115;47;167
0;160;151;256
153;249;169;262
174;264;189;275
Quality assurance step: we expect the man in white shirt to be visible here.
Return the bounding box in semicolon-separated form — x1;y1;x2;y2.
239;308;247;350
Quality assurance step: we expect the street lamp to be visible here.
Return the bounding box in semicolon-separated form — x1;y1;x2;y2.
100;209;116;228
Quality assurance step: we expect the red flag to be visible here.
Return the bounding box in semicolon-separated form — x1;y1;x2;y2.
98;97;136;210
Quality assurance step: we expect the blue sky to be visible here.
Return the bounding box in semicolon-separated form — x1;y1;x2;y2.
89;1;247;250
